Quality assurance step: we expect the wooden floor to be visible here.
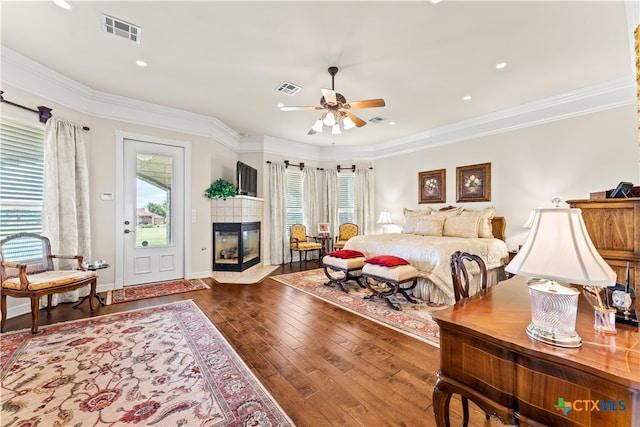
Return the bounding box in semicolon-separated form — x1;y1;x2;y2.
2;262;501;426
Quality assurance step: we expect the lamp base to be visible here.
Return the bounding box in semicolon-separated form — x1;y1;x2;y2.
526;323;582;348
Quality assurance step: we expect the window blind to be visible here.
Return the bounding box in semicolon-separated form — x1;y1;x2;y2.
337;173;355;224
285;169;304;235
0;119;45;239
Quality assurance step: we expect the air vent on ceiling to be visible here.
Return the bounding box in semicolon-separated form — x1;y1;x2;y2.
101;14;141;44
368;117;384;124
275;81;302;96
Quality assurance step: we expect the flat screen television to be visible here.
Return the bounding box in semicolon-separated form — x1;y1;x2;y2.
609;181;633;198
236;161;257;197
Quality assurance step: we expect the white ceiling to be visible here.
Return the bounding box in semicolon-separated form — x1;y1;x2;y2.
0;1;633;148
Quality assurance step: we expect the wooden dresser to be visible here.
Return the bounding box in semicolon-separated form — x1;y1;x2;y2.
567;198;640;298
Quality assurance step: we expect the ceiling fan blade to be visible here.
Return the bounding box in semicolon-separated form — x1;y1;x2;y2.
280;106;323;111
343;111;367;128
321;88;338;106
343;98;386;109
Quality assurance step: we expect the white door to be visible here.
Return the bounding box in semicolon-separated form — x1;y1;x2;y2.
122;139;185;285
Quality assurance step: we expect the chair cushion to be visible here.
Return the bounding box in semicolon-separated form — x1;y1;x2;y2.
327;249;364;259
2;270;97;291
291;242;322;250
365;255;410;267
363;263;418;282
334;241;346;249
323;255;366;271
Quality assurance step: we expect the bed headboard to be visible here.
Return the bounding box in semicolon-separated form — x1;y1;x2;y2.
491;216;506;242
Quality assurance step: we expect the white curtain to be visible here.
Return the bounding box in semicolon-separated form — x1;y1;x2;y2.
42;118;92;306
269;162;288;264
354;168;375;235
323;169;338;236
303;168;320;235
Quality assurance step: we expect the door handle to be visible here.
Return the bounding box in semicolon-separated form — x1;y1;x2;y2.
124;229;135;234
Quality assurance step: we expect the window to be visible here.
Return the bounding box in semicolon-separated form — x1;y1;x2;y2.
337;173;355;225
285;169;303;234
0;119;45;240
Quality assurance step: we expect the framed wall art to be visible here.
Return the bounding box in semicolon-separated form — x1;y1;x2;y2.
418;169;446;204
456;162;491;202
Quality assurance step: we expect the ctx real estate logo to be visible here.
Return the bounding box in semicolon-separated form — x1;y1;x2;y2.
554;397;627;416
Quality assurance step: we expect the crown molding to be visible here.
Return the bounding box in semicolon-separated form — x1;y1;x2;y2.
2;46;634;162
1;46;240;150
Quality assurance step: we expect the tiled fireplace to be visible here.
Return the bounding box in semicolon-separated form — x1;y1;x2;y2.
210;196;265;281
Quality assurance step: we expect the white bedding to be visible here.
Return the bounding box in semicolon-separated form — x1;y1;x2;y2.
344;233;508;305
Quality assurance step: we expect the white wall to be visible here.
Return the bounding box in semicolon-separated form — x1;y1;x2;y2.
374;105;639;250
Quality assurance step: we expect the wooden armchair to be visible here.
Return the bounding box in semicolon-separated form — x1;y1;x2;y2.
0;233;97;334
289;224;322;265
449;250;489;425
334;223;358;250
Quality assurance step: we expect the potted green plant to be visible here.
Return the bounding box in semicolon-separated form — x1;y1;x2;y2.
204;178;236;200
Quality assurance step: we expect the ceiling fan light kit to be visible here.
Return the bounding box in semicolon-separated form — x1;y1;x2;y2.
281;66;386;136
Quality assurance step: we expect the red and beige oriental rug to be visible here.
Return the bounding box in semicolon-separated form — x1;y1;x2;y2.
105;278;210;305
272;268;445;347
0;300;293;426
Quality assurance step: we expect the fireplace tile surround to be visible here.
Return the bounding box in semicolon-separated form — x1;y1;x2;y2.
210;195;276;283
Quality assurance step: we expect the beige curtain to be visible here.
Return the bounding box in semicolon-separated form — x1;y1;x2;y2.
42;118;92;306
354;168;375;235
303;167;320;236
268;162;288;264
322;169;338;236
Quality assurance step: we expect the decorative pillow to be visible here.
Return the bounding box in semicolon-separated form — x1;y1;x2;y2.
403;208;433;216
443;215;481;238
460;207;496;238
414;216;445;236
365;255;410;267
402;208;432;234
328;249;364;259
432;207;463;216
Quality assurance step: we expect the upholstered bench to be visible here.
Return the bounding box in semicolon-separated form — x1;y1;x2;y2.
362;255;419;311
322;250;366;293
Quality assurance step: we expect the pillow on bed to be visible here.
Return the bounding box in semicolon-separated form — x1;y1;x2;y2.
365;255;410;267
328;249;365;259
443;215;481;238
402;208;432;233
460;207;495;238
414;216;445;236
432;207;463;216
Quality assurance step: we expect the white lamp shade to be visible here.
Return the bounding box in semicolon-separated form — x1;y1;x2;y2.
506;208;616;286
376;211;392;224
522;209;536;228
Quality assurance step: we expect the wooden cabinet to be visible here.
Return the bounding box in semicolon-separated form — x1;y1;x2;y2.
567;198;640;298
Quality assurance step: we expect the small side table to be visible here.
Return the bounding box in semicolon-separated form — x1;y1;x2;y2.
315;236;332;261
72;264;109;308
506;250;518;278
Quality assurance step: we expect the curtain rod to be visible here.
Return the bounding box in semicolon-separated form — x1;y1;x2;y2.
0;90;90;131
266;160;373;171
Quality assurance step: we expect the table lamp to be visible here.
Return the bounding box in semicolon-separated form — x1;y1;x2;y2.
377;211;392;233
505;208;617;348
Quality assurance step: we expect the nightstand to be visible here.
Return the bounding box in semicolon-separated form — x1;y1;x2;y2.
506;250;518;278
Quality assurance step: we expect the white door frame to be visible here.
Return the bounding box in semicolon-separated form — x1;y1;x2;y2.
115;130;192;289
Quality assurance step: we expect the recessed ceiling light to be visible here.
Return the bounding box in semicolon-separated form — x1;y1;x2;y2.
496;62;507;70
277;103;284;108
389;122;396;126
463;95;472;101
52;0;71;9
431;0;443;3
135;60;147;67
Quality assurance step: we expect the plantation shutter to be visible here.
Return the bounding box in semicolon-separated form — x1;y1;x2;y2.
0;119;45;238
337;173;354;225
285;169;304;234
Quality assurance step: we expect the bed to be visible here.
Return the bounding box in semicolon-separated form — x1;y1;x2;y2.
344;207;509;305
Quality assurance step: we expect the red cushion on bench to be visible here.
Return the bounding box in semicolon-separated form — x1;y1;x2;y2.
365;255;410;267
327;249;365;259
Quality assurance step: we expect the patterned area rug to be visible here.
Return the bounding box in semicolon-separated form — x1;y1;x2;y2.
105;278;210;305
272;268;445;346
0;301;293;426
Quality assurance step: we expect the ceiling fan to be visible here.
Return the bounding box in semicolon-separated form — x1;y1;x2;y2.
280;66;385;135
